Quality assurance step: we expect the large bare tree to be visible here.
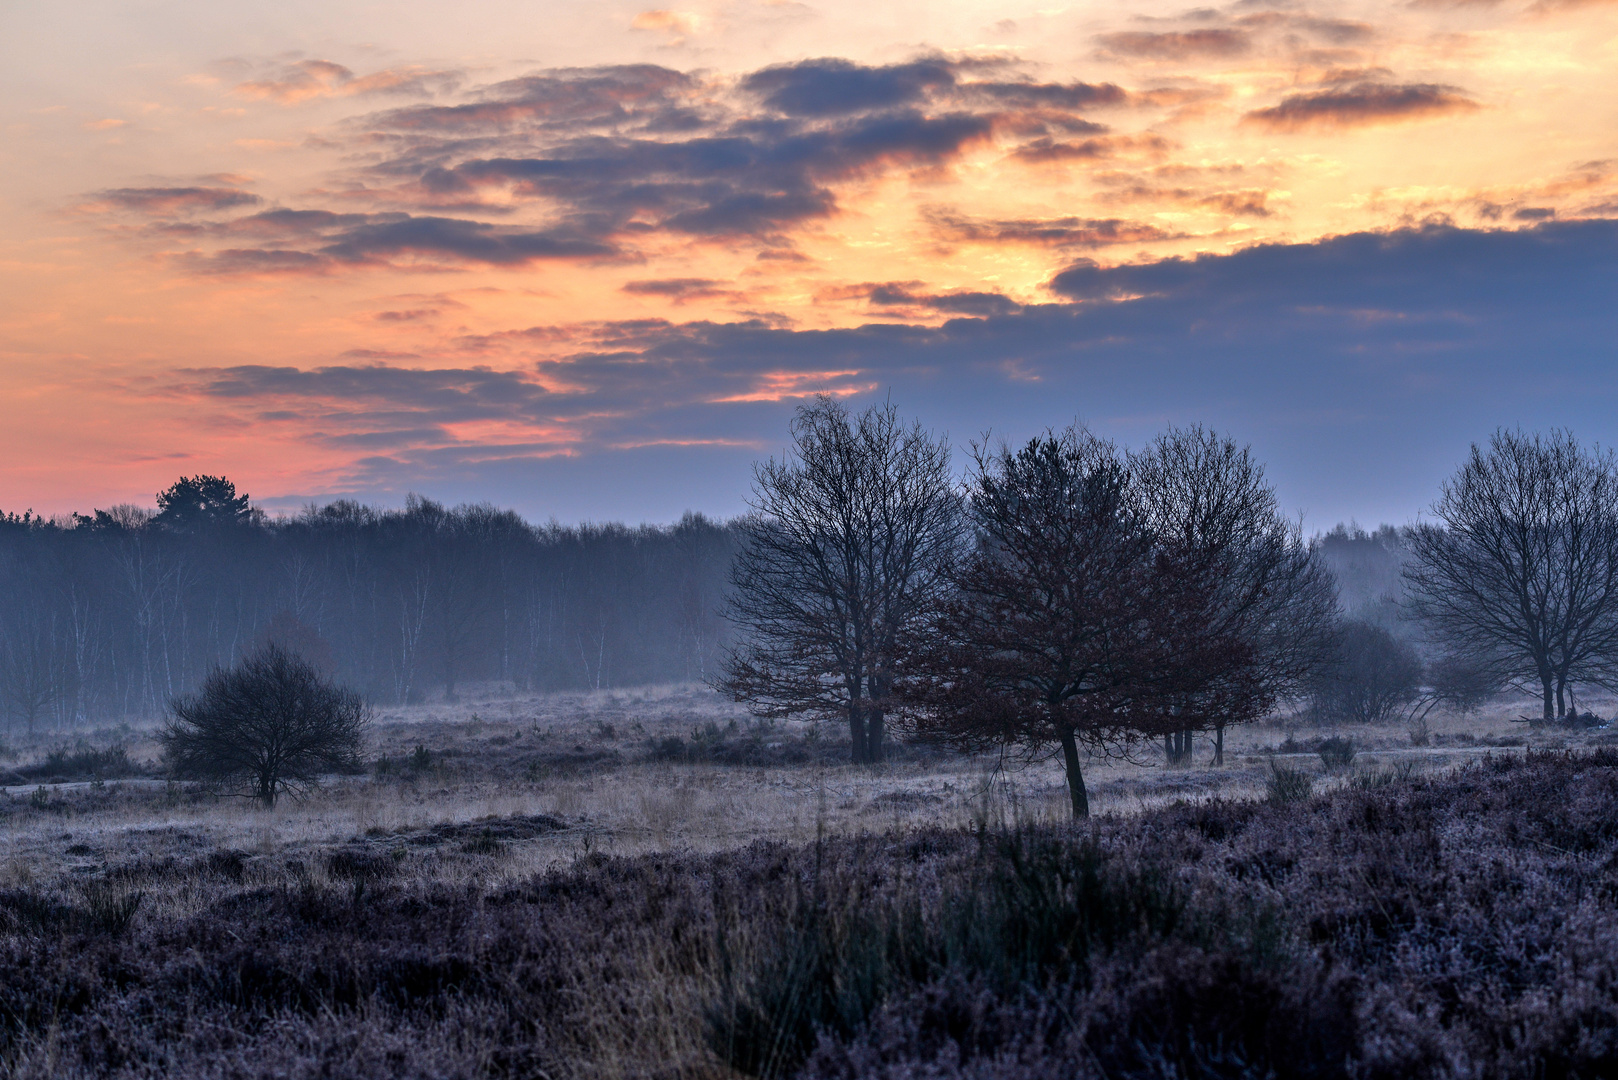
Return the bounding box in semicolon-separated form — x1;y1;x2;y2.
719;397;961;764
1131;426;1338;765
1405;429;1618;720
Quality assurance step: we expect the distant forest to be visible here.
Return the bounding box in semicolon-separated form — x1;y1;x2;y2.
0;478;735;727
0;475;1417;729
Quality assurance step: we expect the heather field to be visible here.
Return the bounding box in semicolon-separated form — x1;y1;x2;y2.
3;686;1618;1078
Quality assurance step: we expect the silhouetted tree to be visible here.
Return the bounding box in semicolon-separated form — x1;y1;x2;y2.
1132;427;1338;765
162;644;367;806
1405;429;1618;721
905;426;1333;817
720;398;961;764
153;475;254;531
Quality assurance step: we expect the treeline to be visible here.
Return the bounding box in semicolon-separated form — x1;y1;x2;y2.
0;480;735;728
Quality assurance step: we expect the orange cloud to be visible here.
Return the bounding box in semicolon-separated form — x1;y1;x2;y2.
631;10;704;34
712;371;872;403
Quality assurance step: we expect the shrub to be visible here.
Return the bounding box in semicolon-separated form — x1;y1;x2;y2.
162;644;368;807
1317;736;1357;771
1309;620;1421;724
17;742;138;783
1267;762;1314;803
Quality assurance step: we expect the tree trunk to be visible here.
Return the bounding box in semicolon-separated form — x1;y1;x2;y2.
868;707;885;763
1057;724;1089;819
1213;724;1225;767
848;695;867;764
1541;671;1555;722
1556;678;1567;719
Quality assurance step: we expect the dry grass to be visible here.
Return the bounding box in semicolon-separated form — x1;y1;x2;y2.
1;683;1608;901
1;727;1617;1077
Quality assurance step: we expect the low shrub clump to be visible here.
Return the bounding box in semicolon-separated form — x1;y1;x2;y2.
14;743;142;783
5;750;1618;1077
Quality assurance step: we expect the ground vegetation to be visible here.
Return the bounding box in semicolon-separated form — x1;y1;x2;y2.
0;731;1616;1078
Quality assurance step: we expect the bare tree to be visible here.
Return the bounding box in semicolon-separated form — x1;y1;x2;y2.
1131;427;1338;765
719;397;961;764
162;644;367;806
1405;429;1618;721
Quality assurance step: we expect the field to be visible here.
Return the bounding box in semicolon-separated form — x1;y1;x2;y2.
2;685;1617;1078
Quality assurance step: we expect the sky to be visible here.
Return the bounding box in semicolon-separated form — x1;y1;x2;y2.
1;0;1615;528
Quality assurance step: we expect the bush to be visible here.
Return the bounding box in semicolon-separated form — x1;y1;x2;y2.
1267;762;1314;803
1309;620;1421;724
162;644;368;806
1317;736;1357;771
16;742;139;783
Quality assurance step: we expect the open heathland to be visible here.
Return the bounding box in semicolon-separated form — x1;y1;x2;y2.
1;685;1617;1076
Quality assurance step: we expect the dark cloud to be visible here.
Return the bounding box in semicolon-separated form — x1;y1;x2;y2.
1096;29;1252;60
929;210;1180;248
103;57;1217;269
171;221;1618;527
743;57;957;116
94;187;263;214
864;283;1022;317
1096;181;1274;217
622;278;742;302
962;80;1130;109
340;348;422;360
1010;133;1169;164
1046;221;1614;307
1289;17;1376;44
176;249;331;275
184;364;554;440
169;211;614;273
320;216;613;263
435;109;994;239
1244;82;1479;130
623;278;726;296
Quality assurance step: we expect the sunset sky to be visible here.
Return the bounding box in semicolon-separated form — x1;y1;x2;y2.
2;0;1616;526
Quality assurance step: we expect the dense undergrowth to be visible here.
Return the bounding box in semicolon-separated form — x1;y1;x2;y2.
5;750;1618;1077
